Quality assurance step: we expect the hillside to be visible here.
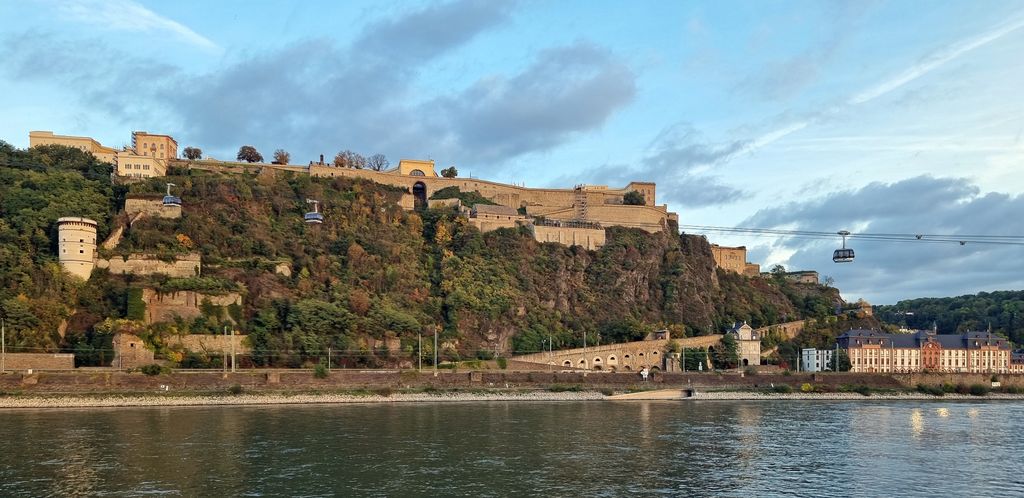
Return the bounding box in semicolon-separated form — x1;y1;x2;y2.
0;141;845;367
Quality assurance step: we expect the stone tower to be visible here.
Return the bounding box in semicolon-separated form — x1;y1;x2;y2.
57;217;98;280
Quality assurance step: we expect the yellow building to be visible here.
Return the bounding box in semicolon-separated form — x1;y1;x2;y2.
393;159;439;177
29;131;117;163
726;322;761;367
131;131;178;160
116;150;166;178
710;244;748;274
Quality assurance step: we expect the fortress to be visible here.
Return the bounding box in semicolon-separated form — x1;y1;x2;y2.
36;130;680;252
37;130;779;273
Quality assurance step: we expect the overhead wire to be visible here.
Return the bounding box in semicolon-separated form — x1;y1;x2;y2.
677;224;1024;246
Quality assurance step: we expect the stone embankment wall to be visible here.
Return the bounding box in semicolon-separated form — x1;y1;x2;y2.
0;370;922;393
1;353;75;371
97;253;201;277
141;288;242;324
893;373;1024;388
167;334;251;354
755;320;807;341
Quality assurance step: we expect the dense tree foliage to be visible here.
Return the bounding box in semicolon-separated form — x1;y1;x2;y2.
0;141;850;367
183;147;202;160
236;146;263;163
877;291;1024;344
623;190;645;205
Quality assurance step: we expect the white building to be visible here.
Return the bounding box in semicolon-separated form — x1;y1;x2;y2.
801;348;834;372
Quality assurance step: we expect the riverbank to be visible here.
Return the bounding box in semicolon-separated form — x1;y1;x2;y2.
690;391;1024;401
4;388;1024;409
0;390;607;409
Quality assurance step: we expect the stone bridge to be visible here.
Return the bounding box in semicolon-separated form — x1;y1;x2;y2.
513;335;723;372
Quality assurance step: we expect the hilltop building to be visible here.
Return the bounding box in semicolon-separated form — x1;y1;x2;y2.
710;244;760;276
726;322;761;366
33;130;682;251
837;329;1011;373
29;130;176;178
29;131;117;163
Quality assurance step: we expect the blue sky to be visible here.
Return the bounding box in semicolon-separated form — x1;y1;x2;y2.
1;0;1023;304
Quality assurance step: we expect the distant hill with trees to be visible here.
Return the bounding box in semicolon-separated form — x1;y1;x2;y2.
876;291;1024;344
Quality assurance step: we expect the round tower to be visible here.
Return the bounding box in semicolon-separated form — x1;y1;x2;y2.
57;217;98;280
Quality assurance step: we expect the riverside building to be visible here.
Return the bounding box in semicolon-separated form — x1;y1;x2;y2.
837;329;1011;374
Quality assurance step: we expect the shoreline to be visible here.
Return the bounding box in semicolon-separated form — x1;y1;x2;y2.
2;389;1024;409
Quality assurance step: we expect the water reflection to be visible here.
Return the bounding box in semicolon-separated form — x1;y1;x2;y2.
1;400;1022;496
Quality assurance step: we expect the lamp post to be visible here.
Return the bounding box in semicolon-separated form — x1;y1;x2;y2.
1;317;5;374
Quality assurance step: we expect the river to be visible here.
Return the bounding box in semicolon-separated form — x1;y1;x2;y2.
1;400;1021;496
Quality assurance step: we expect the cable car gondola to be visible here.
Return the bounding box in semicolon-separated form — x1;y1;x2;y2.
833;230;854;263
162;183;182;207
304;199;324;224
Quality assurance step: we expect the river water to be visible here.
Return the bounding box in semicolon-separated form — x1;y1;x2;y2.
1;400;1022;497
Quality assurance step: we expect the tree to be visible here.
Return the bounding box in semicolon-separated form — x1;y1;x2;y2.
822;275;835;288
237;145;263;163
441;166;458;178
367;154;389;171
713;333;740;369
623;190;645;205
333;150;365;169
829;348;852;372
183;147;202;160
272;149;290;165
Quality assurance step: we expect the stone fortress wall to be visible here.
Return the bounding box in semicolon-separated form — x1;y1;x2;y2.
141;288;242;325
1;353;75;371
96;253;201;278
166;334;251;354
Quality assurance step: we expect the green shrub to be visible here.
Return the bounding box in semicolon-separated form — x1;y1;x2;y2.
548;384;583;392
941;382;956;393
968;384;990;396
916;384;945;396
599;388;615;396
373;387;393;397
313;362;328;379
744;367;757;376
1002;385;1024;394
782;370;792;376
228;384;243;395
496;357;508;370
772;384;793;394
852;385;871;396
140;364;167;376
955;383;970;395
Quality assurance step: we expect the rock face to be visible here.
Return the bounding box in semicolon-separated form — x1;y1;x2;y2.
141;288;242;325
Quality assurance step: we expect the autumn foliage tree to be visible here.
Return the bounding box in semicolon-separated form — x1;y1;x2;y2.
333;150;366;169
273;149;290;165
236;145;263;163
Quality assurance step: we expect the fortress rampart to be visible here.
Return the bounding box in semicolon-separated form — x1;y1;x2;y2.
97;253;201;278
141;288;242;325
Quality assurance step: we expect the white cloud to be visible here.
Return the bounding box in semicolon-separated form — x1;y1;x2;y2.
737;11;1024;158
50;0;221;53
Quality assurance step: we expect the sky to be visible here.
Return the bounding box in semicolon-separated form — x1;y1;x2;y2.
1;0;1022;304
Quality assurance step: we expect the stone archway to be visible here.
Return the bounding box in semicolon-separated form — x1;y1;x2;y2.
412;181;427;210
